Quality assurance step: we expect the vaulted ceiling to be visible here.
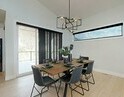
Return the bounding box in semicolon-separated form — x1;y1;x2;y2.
37;0;124;19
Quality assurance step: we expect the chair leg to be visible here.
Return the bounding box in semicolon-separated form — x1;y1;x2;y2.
86;79;90;91
69;83;84;96
58;80;62;94
40;86;46;97
80;81;84;95
30;83;35;97
82;73;95;91
40;89;43;97
91;73;95;84
80;75;89;91
30;83;43;97
82;78;89;91
69;85;73;97
47;86;49;90
54;83;60;97
86;73;95;84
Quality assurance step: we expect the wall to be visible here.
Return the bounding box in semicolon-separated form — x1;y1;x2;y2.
0;0;72;80
63;30;73;46
73;5;124;77
0;23;4;28
0;26;4;38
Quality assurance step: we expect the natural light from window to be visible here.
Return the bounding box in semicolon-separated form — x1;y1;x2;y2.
74;23;123;41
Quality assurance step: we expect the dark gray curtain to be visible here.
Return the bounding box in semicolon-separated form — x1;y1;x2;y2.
38;29;62;64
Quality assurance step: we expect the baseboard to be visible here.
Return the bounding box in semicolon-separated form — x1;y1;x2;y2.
94;69;124;78
5;74;16;81
17;72;32;77
5;72;32;80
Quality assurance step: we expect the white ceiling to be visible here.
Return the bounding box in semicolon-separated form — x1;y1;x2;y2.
37;0;124;19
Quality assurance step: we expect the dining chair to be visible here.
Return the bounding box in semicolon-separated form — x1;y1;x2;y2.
43;59;52;63
79;56;89;60
81;61;95;91
42;59;52;76
79;56;89;68
58;66;84;97
30;65;59;97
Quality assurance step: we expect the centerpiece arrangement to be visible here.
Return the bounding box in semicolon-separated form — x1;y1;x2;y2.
59;44;73;63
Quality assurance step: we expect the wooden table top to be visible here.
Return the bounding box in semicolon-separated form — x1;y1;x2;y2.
35;59;93;76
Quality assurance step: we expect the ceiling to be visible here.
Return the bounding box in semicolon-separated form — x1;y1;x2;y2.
37;0;124;19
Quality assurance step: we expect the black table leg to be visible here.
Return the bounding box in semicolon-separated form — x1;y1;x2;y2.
63;83;68;97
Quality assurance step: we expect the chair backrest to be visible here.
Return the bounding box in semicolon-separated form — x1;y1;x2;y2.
79;56;89;68
79;56;89;60
68;66;83;84
85;61;94;74
31;65;44;86
43;59;50;63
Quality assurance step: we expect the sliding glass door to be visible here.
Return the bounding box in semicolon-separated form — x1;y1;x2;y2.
18;25;38;75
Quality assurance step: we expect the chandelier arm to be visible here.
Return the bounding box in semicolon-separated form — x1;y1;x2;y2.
56;0;82;33
69;0;71;19
69;20;74;27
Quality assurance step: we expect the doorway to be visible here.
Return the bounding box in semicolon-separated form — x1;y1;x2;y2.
18;25;39;76
0;39;2;72
0;9;6;82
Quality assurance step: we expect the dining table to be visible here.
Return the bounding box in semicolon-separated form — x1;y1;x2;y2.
35;59;93;97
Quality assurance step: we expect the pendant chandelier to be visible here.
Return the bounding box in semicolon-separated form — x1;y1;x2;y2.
56;0;82;33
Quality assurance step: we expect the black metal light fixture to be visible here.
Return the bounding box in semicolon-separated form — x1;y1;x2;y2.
56;0;82;33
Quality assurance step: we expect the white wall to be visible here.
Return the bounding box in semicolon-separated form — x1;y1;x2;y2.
73;5;124;77
0;23;4;28
0;27;4;38
63;30;73;46
0;0;72;80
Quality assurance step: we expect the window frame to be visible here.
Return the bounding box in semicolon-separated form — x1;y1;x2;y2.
73;23;123;41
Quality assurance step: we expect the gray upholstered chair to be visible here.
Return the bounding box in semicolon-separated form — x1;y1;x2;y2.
79;56;89;68
59;66;84;97
30;65;59;97
43;59;52;63
81;61;95;91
